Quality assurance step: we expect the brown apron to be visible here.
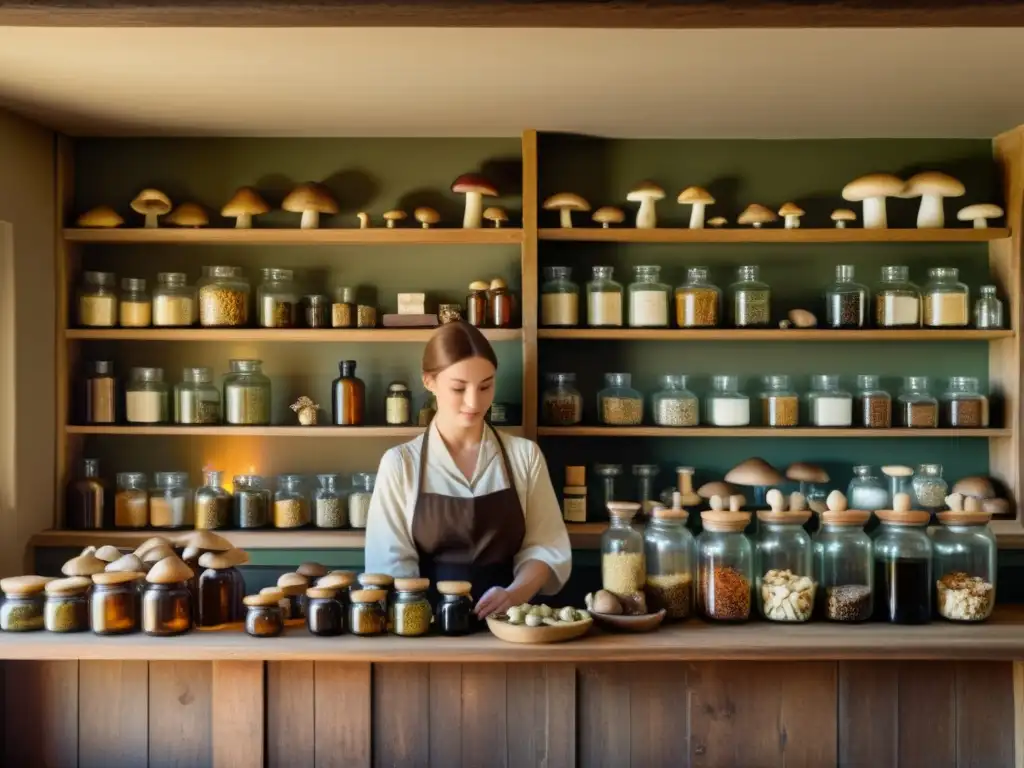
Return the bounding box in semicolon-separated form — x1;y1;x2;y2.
411;423;526;606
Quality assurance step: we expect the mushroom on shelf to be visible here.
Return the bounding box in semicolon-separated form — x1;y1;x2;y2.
785;309;818;329
166;202;209;228
707;216;728;228
724;457;784;506
626;181;666;229
131;189;172;229
592;206;625;228
951;475;996;500
900;171;965;228
738;203;777;228
451;173;498;229
841;173;903;229
543;193;590;228
414;207;440;228
282;183;338;230
77;206;124;228
483;207;508;228
221;187;269;229
383;210;407;229
356;212;371;229
778;202;805;229
676;186;715;229
957;203;1004;229
785;462;829;500
697;480;735;500
830;209;856;228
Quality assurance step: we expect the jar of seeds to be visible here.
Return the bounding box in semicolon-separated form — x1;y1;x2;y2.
923;267;969;327
973;285;1004;329
601;502;646;606
175;367;221;425
586;266;623;327
44;577;91;632
675;266;720;328
150;472;194;528
598;373;643;426
332;286;356;328
194;469;231;530
542;373;583;426
808;374;852;427
875;266;920;328
356;304;377;328
126;367;169;424
825;264;867;329
760;374;799;427
540;266;579;327
233;474;270;528
274;474;310;529
628;265;671;328
391;578;432;637
115;472;149;528
349;473;375;529
652;374;698;427
385;382;412;426
0;576;47;631
729;265;770;328
706;375;750;427
697;509;753;622
942;376;989;428
244;592;284;637
856;374;891;428
257;268;298;328
224;359;271;425
78;271;118;327
644;505;694;620
912;464;947;511
152;272;196;327
119;277;152;327
198;266;250;327
898;376;938;428
314;473;347;529
349;589;388;636
813;508;873;622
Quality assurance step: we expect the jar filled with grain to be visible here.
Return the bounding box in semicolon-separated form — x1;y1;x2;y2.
194;470;231;530
923;267;969;327
66;458;110;530
306;587;344;636
466;281;490;327
257;268;298;328
348;473;375;529
357;304;377;328
973;285;1004;329
119;277;152;327
760;374;799;427
233;474;270;528
706;374;750;427
150;472;194;529
540;266;578;327
0;576;47;631
198;265;250;327
897;376;938;428
349;589;388;636
875;266;920;328
825;264;867;329
911;464;947;512
314;473;347;529
813;509;873;622
175;367;221;425
82;360;117;424
91;572;142;635
385;381;412;426
542;372;583;426
274;474;309;529
586;266;623;327
755;508;815;622
643;505;694;620
601;502;646;608
652;374;698;427
598;373;643;426
808;374;852;427
729;265;771;328
224;359;271;425
628;265;671;328
932;508;996;622
44;577;91;632
125;367;170;424
675;266;720;328
856;374;891;428
331;286;356;328
697;510;753;622
78;270;118;327
302;294;330;329
152;272;196;327
115;471;149;528
941;376;989;428
391;577;432;637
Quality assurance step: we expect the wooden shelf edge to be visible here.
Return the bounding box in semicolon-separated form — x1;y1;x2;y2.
538;227;1009;243
65;328;523;342
538;329;1013;342
538;427;1010;438
65;425;524;437
63;227;524;245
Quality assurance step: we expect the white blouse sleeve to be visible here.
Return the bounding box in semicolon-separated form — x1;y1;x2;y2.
514;442;572;594
363;447;420;579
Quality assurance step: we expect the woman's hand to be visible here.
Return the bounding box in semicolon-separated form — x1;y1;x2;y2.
475;586;522;618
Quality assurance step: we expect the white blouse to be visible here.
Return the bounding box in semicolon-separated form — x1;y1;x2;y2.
363;423;572;594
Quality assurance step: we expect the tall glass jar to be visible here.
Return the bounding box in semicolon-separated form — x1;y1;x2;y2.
628;265;670;328
331;286;356;328
598;373;643;426
44;578;90;633
923;267;969;327
755;510;815;622
540;266;578;327
198;266;250;327
126;367;169;424
82;360;117;424
846;466;888;511
760;374;799;427
152;272;196;327
729;265;770;328
66;458;109;530
697;510;753;622
314;473;347;529
706;375;750;427
274;474;309;529
119;277;151;327
78;271;118;327
542;373;583;426
933;509;996;622
825;265;867;329
912;463;947;512
600;502;646;609
194;470;231;530
674;266;720;328
808;374;852;427
143;581;192;636
898;376;938;428
150;472;194;529
385;382;412;426
874;507;932;623
466;281;489;327
175;367;221;425
233;474;270;528
197;554;246;626
643;506;694;620
651;374;698;427
332;360;365;426
942;376;989;428
115;471;149;528
973;285;1004;329
814;509;873;622
875;266;920;328
349;472;375;529
856;374;891;428
257;268;298;328
224;359;271;425
586;266;623;327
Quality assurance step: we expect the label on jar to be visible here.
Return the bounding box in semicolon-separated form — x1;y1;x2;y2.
386;397;410;425
563;494;586;522
541;293;578;326
587;291;622;326
628;290;668;327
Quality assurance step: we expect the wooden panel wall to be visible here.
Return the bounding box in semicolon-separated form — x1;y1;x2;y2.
0;659;1016;767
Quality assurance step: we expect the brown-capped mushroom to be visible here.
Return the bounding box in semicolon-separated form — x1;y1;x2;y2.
785;462;830;497
830;209;856;228
166;202;209;228
451;173;498;229
900;172;965;228
544;193;590;228
282;183;338;230
725;458;784;488
677;186;715;229
697;480;735;500
146;555;194;585
592;206;625;228
221;187;269;229
94;545;122;563
414;207;440;228
738;203;777;228
842;173;903;229
707;216;728;228
778;202;805;230
626;181;666;229
131;189;171;229
77;206;124;228
957;203;1004;229
483;207;508;228
951;475;996;499
383;210;407;229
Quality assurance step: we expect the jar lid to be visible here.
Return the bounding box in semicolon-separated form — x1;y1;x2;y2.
306;587;339;600
437;580;473;596
318;571;356;590
651;505;688;522
606;501;641;520
145;555;194;584
93;571;143;586
821;510;872;527
358;573;395;588
700;510;751;532
565;466;586;486
277;572;309;595
303;294;329;305
469;280;490;291
394;577;430;592
244;591;284;607
387;382;410;394
296;561;327;579
875;509;931;526
141;544;177;565
45;576;92;596
350;588;387;603
0;575;51;596
937;510;993;526
756;510;812;525
198;549;250;569
90;360;114;375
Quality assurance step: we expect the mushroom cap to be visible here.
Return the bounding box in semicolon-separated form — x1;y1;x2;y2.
592;206;625;225
677;186;715;205
282;183;339;214
468;280;490;291
707;216;728;227
277;572;309;596
134;536;172;558
626;181;666;202
831;208;857;222
141;544;177;565
900;171;965;199
221;187;270;217
785;462;830;484
697;480;735;499
318;571;356;590
244;591;283;608
737;203;777;225
146;555;194;585
778;202;805;217
489;277;507;290
951;475;996;499
483;207;509;222
297;562;328;579
957;203;1003;222
199;548;250;569
842;173;904;202
414;207;440;224
77;205;124;228
166;202;209;227
45;576;92;596
383;209;407;223
62;552;107;577
543;193;590;211
451;173;497;197
94;545;122;563
881;465;914;478
724;457;784;486
177;530;233;554
106;553;145;573
131;189;172;215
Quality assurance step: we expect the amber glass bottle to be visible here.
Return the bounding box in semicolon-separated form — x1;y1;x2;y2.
66;458;110;529
331;360;365;426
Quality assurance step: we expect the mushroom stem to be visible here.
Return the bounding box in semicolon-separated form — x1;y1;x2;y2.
916;195;945;228
973;218;987;229
862;197;888;229
601;221;610;229
421;221;429;229
835;220;846;229
784;215;800;229
145;212;159;229
688;203;706;230
559;209;574;228
494;220;503;229
463;192;484;229
357;213;369;229
636;199;657;229
386;220;396;229
300;210;320;230
752;222;763;229
235;213;252;229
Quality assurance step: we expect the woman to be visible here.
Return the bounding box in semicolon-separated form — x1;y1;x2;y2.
364;321;571;618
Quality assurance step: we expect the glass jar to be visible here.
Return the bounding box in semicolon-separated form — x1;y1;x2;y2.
973;285;1004;329
198;266;250;327
760;374;799;427
540;266;579;327
466;281;489;327
357;304;377;328
149;471;194;529
197;561;245;627
923;267;969;327
814;510;873;622
349;589;388;636
0;577;47;631
706;375;750;427
385;381;412;426
628;265;670;328
195;470;231;530
542;373;583;426
933;510;996;622
846;466;888;511
119;277;151;327
436;581;474;636
44;579;90;632
82;360;117;424
675;266;720;328
808;374;852;427
152;272;196;327
875;266;920;328
303;294;330;329
143;582;192;636
601;502;645;606
391;578;432;637
244;595;284;637
234;474;270;528
308;473;345;528
696;511;753;622
586;266;623;327
274;474;309;529
78;270;118;327
912;463;947;512
633;465;660;517
349;473;375;529
257;268;298;328
598;373;643;426
224;359;271;426
91;573;141;635
595;464;622;511
825;264;867;329
755;511;814;622
175;366;221;425
651;374;698;427
332;286;356;328
489;279;514;328
898;376;938;428
856;374;891;428
729;265;770;328
332;360;365;426
643;506;694;620
942;376;989;428
115;471;149;528
874;508;933;623
306;588;344;636
126;367;169;424
66;458;109;530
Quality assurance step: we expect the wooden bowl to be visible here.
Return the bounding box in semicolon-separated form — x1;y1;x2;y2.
589;609;666;633
486;615;593;644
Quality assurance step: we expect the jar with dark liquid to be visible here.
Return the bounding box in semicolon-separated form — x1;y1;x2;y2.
233;474;270;528
277;573;309;619
91;572;142;635
488;278;514;328
143;557;194;636
306;587;344;636
66;458;110;530
331;360;365;426
196;550;247;627
466;281;489;327
436;580;474;635
873;501;932;624
82;360;116;424
244;593;284;637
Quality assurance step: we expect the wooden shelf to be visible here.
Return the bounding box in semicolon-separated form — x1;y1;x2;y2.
539;328;1013;342
538;427;1010;438
539;227;1009;243
65;327;522;342
66;425;524;438
64;227;523;245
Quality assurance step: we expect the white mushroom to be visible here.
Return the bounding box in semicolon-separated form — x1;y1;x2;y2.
728;494;746;512
451;173;498;229
778;202;805;230
677;186;715;229
626;181;666;229
543;193;590;228
282;183;338;229
957;203;1003;229
900;172;965;228
356;212;370;229
709;495;725;511
841;173;903;229
830;209;856;229
738;203;777;228
945;492;964;512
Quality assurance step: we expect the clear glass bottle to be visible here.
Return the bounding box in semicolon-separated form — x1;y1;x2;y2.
274;474;309;529
332;360;365;426
598;373;643;426
390;577;432;637
82;359;117;424
706;375;750;427
755;510;814;622
898;376;938;428
729;265;770;328
595;464;623;512
224;359;271;426
808;374;852;427
825;264;867;329
78;270;118;327
540;266;579;327
91;574;142;635
814;509;873;622
233;474;270;528
846;466;888;511
198;265;250;327
44;579;90;633
125;367;169;424
542;372;583;426
651;374;698;427
175;366;221;425
115;471;149;528
150;471;194;529
152;272;196;327
942;376;989;428
385;382;412;426
628;265;671;328
586;266;623;327
922;267;969;327
331;286;356;328
760;374;799;427
674;266;720;328
912;463;947;512
257;267;298;328
973;285;1004;329
856;374;891;428
933;509;996;622
314;473;347;529
349;473;375;529
302;294;330;329
119;277;152;327
875;266;920;328
697;510;753;622
66;458;110;530
643;505;694;620
600;502;645;606
633;465;660;516
874;508;933;623
194;469;231;530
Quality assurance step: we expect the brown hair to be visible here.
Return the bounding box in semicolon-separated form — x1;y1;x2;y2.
422;321;498;376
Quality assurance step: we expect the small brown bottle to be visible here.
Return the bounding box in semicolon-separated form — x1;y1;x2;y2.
331;360;365;426
66;458;110;529
466;281;489;327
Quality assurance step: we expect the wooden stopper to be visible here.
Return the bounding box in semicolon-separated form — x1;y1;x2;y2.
297;562;327;579
937;510;993;526
141;544;177;565
651;505;688;522
176;530;232;554
825;490;848;512
198;548;250;569
350;588;388;603
134;536;172;558
306;587;339;600
358;573;394;588
394;577;430;592
94;545;123;563
244;592;283;608
766;489;785;513
93;571;144;586
789;492;808;512
701;510;751;532
44;576;91;596
0;575;51;596
106;553;145;573
277;572;309;596
876;509;931;526
821;510;871;527
436;580;472;596
145;555;194;584
318;572;356;590
756;509;812;525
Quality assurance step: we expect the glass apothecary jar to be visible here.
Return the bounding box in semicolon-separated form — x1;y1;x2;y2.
233;474;270;528
586;266;623;327
303;294;330;329
760;374;799;427
540;266;579;327
197;550;246;626
274;474;309;529
814;509;874;622
332;286;356;328
633;465;660;517
729;265;771;328
150;471;194;528
224;359;271;426
846;466;888;511
115;471;149;528
306;587;344;636
90;572;142;635
675;266;720;328
313;474;346;528
82;359;117;424
874;505;932;623
706;375;750;427
257;267;298;328
78;270;118;327
875;266;920;328
175;367;221;425
856;374;891;428
923;267;969;327
825;265;867;329
436;580;474;636
973;285;1004;329
542;373;583;426
391;577;432;637
808;374;852;427
942;377;989;428
628;265;670;328
898;376;938;428
152;272;195;327
119;277;151;327
143;582;193;637
912;463;947;512
244;593;284;637
349;589;388;636
332;360;365;426
349;472;375;529
198;266;250;327
0;576;47;631
601;502;646;606
385;381;412;426
652;374;698;427
643;505;694;620
755;509;815;622
194;470;231;530
598;373;643;426
488;278;514;328
44;577;91;632
696;510;753;622
933;509;996;622
66;458;109;530
466;281;489;327
126;367;170;424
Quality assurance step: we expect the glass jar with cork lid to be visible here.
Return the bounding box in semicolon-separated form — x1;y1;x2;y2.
540;266;578;327
643;501;694;620
652;375;698;427
175;367;221;425
436;580;474;635
598;373;643;426
875;266;920;328
91;572;142;635
198;266;250;327
898;376;938;428
43;576;91;632
628;265;671;328
115;472;149;528
873;494;932;623
149;472;193;529
126;367;170;424
586;266;623;327
466;281;489;327
542;373;583;427
78;271;118;327
755;490;815;623
697;498;753;622
119;277;151;327
675;267;720;328
391;577;432;637
0;576;48;631
385;382;412;426
274;474;309;529
923;267;969;327
349;589;388;636
601;502;646;612
729;265;771;328
856;374;891;428
194;470;231;530
760;375;799;427
933;495;996;622
152;272;196;327
306;587;345;636
244;591;285;637
813;493;873;622
142;556;194;636
224;359;271;426
197;548;248;626
941;377;989;428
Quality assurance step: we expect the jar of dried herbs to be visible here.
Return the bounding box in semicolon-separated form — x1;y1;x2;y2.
44;577;91;632
149;472;194;529
941;376;989;428
729;266;770;328
391;578;432;637
143;557;194;636
875;266;920;328
0;576;48;631
194;469;232;530
697;511;753;622
856;374;892;428
349;589;388;636
119;277;152;327
675;267;720;328
152;272;196;327
198;266;250;327
540;266;578;327
257;268;298;328
224;359;271;426
923;267;969;327
436;581;474;636
82;360;117;424
175;366;221;425
332;286;356;328
652;374;698;427
601;502;646;603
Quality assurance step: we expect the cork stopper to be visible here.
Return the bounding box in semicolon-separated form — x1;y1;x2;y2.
0;575;51;596
94;545;122;563
821;510;872;527
789;492;808;512
145;555;194;584
437;580;472;596
350;588;387;603
318;571;356;590
134;536;172;558
45;576;92;596
198;548;250;570
106;553;145;573
700;510;751;532
141;544;177;565
394;577;430;592
876;493;930;526
756;509;811;525
881;465;914;478
244;591;284;608
297;561;327;580
358;573;394;588
651;505;688;522
62;552;107;577
565;466;586;486
277;572;309;596
306;587;338;600
93;571;144;586
937;508;993;526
